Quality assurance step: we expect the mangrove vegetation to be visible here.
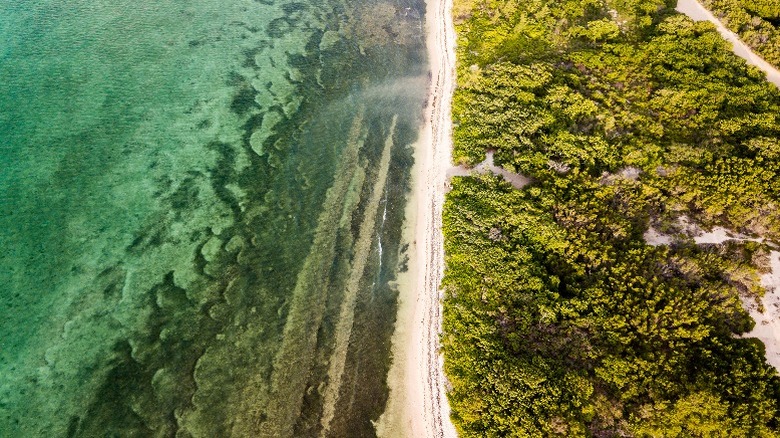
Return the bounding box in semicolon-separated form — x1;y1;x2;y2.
443;0;780;435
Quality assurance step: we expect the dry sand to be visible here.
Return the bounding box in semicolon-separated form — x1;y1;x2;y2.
676;0;780;87
741;251;780;369
691;228;780;371
375;0;458;434
446;150;531;190
644;219;780;371
650;1;780;369
684;226;780;369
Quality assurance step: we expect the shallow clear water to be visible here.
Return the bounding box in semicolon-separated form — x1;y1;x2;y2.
0;0;426;435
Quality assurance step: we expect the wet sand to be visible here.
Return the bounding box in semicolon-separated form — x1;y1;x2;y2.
375;0;458;434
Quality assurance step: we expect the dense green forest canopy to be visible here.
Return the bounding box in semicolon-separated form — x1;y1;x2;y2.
702;0;780;67
443;0;780;436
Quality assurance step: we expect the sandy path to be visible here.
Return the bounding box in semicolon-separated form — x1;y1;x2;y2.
742;251;780;369
687;228;780;370
676;0;780;87
644;220;780;372
446;150;531;189
651;0;780;367
375;0;458;434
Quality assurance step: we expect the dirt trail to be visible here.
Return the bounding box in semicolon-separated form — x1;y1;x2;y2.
676;0;780;87
446;150;531;189
673;0;780;371
645;219;780;371
743;251;780;369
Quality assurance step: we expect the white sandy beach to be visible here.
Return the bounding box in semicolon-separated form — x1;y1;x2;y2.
379;1;780;435
375;0;458;434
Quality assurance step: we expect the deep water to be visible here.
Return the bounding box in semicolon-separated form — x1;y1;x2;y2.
0;0;427;435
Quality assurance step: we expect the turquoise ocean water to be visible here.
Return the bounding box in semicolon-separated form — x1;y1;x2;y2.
0;0;426;435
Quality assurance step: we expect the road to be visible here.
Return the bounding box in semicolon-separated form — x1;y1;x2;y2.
676;0;780;87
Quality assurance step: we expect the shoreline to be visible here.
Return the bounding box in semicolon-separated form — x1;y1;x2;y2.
375;0;458;433
375;0;780;435
375;1;780;434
